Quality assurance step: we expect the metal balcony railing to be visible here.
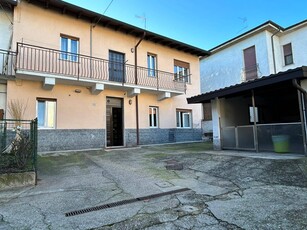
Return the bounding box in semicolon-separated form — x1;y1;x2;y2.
16;43;186;93
242;64;261;81
0;49;16;76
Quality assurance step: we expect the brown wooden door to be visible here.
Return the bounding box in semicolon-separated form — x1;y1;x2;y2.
106;97;123;147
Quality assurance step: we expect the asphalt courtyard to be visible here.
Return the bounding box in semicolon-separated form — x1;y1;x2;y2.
0;142;307;230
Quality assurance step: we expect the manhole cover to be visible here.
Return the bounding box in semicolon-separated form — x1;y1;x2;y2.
155;181;174;188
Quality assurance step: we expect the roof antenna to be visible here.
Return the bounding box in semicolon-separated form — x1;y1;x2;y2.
93;0;114;28
237;17;248;34
135;13;147;30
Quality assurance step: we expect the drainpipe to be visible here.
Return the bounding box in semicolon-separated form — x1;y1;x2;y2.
292;79;307;155
89;24;94;78
134;32;146;145
271;28;281;74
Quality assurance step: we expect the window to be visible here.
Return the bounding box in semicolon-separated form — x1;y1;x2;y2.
37;99;56;128
149;106;158;128
147;53;157;77
243;46;257;80
203;103;212;121
60;35;79;61
176;109;192;128
174;60;190;83
283;43;293;65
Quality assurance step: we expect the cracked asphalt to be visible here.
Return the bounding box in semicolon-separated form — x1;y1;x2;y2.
0;142;306;230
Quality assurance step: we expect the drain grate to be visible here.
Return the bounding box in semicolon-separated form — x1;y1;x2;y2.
65;187;191;217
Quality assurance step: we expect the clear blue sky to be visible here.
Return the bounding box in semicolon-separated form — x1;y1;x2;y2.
64;0;307;50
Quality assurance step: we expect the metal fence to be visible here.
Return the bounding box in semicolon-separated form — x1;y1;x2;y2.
221;125;255;150
257;123;304;153
221;122;305;153
16;43;186;92
0;119;38;175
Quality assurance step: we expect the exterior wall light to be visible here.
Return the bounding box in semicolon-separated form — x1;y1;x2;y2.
129;99;133;105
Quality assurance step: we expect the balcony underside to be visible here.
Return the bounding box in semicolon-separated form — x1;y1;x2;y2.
15;70;182;99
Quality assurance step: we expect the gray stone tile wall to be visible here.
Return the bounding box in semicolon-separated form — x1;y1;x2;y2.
126;128;202;146
38;129;105;152
38;128;202;152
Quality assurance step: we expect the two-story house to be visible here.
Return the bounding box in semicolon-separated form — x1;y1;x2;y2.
188;20;307;155
1;0;209;152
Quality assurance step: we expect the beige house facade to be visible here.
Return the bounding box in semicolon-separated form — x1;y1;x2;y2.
1;0;209;152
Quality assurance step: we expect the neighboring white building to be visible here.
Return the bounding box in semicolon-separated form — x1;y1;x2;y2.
200;20;307;94
0;0;15;50
190;20;307;155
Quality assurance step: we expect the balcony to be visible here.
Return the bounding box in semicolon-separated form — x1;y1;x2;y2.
15;43;186;97
0;49;16;77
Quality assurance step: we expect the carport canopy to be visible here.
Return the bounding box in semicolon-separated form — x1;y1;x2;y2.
187;66;307;104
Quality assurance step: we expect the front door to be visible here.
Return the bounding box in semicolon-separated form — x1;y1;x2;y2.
109;50;125;82
106;97;123;147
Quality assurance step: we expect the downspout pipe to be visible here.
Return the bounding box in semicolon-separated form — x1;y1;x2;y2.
134;32;146;145
293;79;307;154
293;78;307;115
293;79;307;96
271;28;281;74
134;32;146;84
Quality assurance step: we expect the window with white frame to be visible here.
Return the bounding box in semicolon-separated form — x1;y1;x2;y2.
149;106;158;128
60;35;79;62
283;43;293;65
37;99;56;128
147;53;157;77
176;109;192;128
174;60;190;83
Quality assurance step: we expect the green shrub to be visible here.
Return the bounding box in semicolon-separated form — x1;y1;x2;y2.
0;131;33;173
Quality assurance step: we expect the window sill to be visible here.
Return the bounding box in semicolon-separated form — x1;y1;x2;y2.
38;127;56;130
284;62;294;67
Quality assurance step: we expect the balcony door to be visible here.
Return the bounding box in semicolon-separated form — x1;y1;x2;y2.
109;50;125;82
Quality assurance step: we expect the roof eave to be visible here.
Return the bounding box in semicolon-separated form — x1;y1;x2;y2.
207;21;283;55
26;0;209;57
188;66;307;104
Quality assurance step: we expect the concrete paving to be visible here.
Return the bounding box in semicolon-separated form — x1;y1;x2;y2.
0;142;306;229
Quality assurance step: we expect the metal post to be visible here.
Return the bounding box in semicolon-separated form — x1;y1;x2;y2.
251;90;259;152
235;127;239;149
90;25;93;78
32;118;38;185
297;90;307;154
3;121;7;149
